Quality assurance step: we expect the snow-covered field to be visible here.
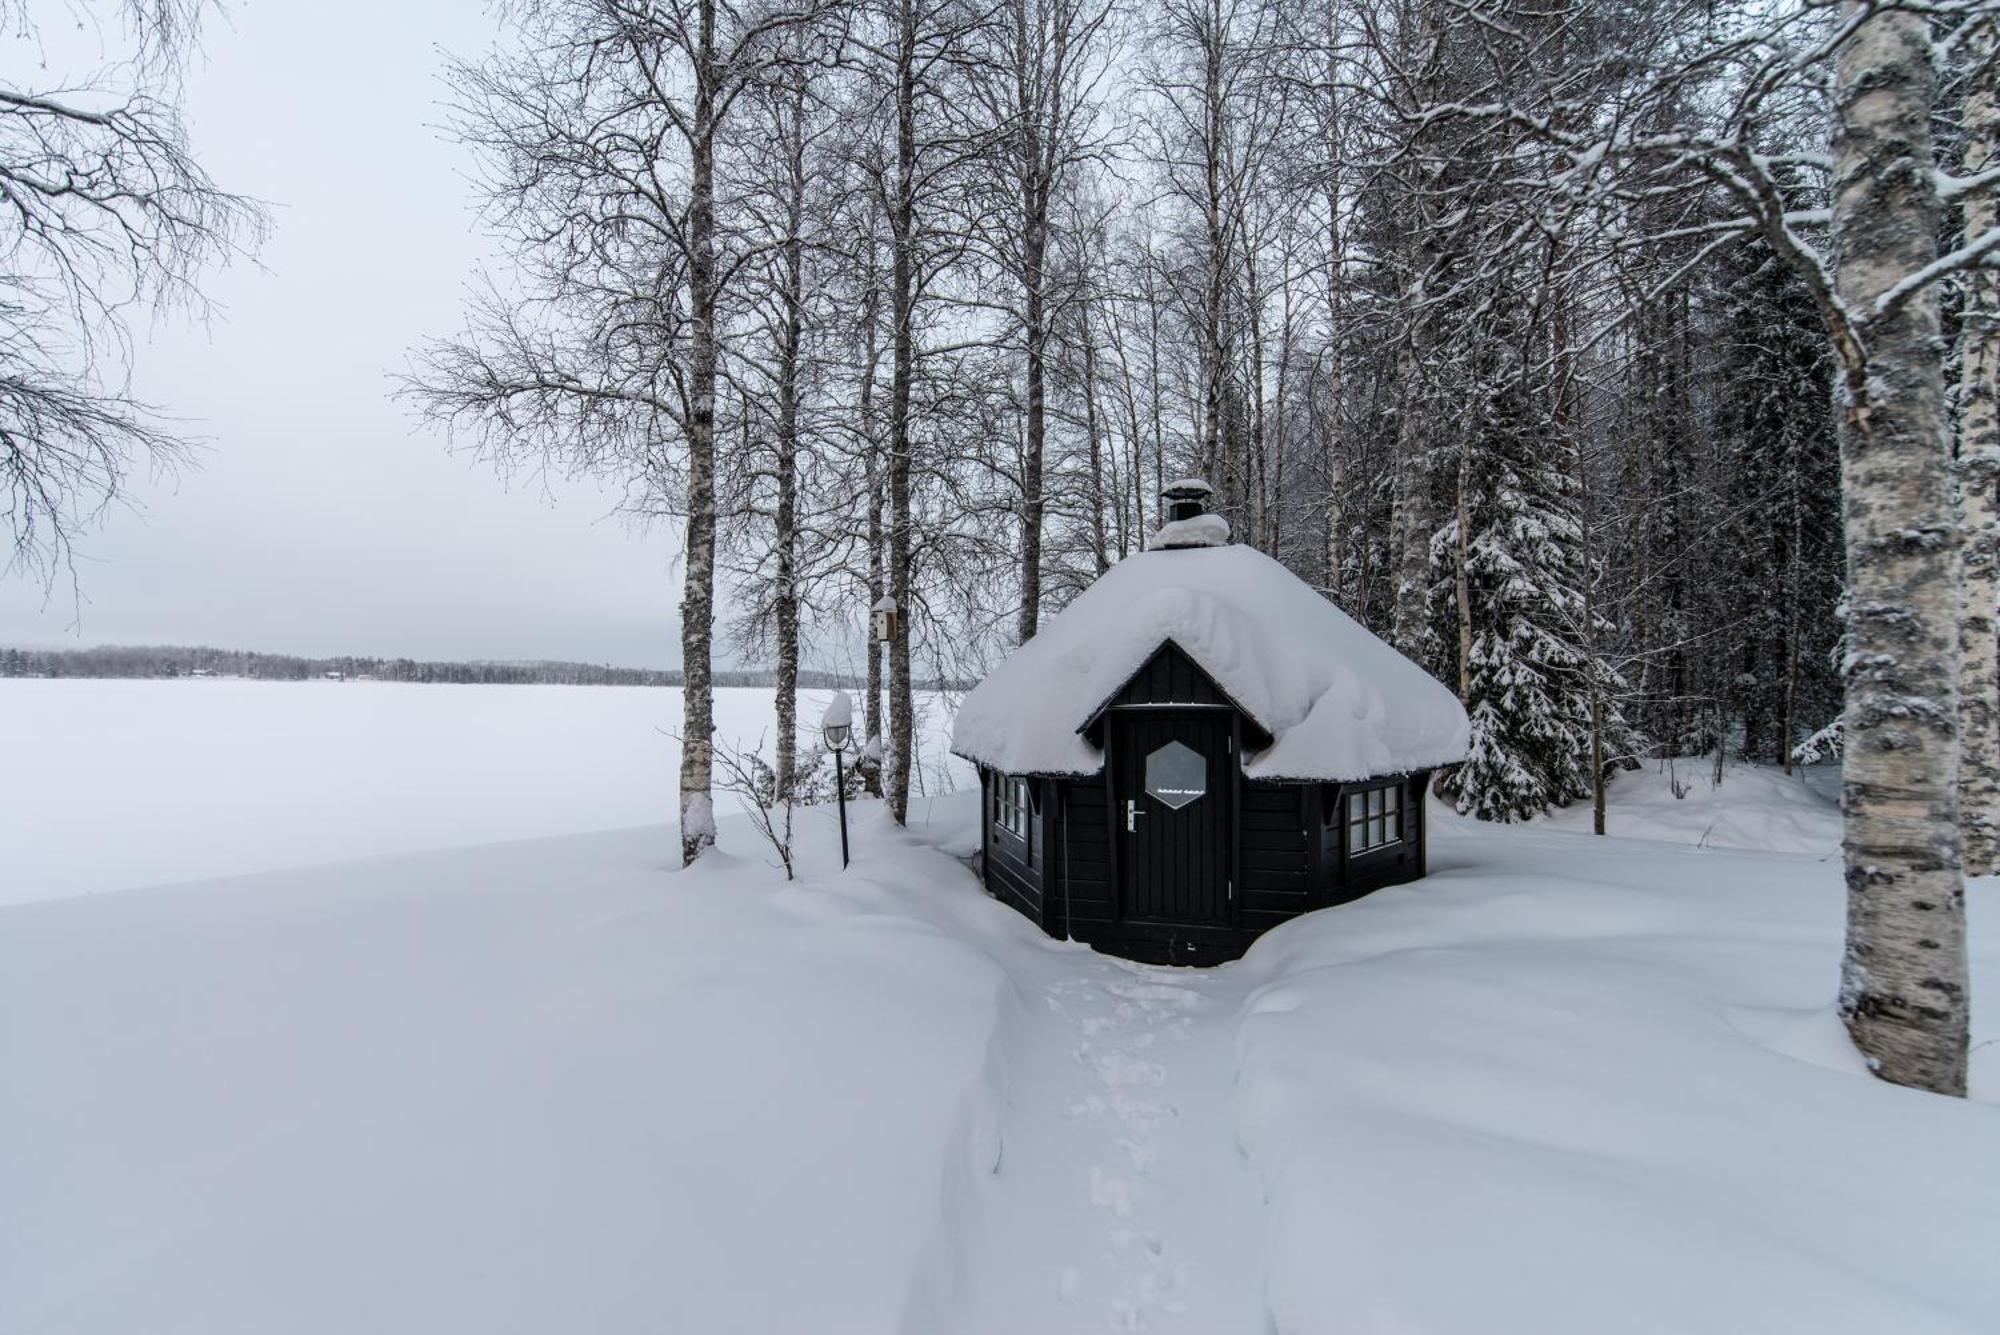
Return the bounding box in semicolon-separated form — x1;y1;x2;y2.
0;679;965;905
5;684;1999;1334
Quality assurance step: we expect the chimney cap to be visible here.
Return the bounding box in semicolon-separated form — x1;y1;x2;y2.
1161;477;1212;500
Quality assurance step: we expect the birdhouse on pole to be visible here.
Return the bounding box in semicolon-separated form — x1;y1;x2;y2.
871;596;899;645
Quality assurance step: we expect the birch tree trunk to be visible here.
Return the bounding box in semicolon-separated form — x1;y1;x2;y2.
1958;26;2000;878
859;227;886;798
1388;0;1440;664
1321;100;1346;602
1083;322;1110;573
679;0;721;865
771;68;808;801
887;0;919;824
1019;203;1047;642
1833;3;1968;1094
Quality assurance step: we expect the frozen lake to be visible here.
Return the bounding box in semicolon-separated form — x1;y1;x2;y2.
1;679;966;904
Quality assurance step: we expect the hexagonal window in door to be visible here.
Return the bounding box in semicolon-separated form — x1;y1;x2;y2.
1144;740;1208;810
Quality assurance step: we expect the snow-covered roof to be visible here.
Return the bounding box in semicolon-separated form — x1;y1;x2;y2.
951;543;1470;782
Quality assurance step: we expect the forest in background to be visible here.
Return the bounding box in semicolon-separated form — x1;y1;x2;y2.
0;644;915;689
404;0;1870;839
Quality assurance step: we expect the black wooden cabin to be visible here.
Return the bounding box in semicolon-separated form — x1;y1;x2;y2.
954;481;1467;966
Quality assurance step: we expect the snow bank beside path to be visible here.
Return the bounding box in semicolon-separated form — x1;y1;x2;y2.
1231;824;2000;1335
1;805;1017;1335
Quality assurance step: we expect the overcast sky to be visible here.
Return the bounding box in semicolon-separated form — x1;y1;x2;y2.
0;0;691;666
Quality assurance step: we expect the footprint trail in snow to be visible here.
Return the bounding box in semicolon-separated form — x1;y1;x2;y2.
952;957;1266;1334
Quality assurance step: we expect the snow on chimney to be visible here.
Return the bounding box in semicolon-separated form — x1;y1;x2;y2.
1149;478;1230;550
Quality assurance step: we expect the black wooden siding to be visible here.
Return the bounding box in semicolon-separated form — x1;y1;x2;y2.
1056;781;1113;926
1080;642;1273;751
1110;645;1234;707
982;769;1045;926
1239;780;1311;931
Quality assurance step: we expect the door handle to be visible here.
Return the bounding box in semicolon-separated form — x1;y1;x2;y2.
1126;799;1144;832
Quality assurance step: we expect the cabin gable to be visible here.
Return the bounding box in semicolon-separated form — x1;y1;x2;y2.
1079;640;1274;753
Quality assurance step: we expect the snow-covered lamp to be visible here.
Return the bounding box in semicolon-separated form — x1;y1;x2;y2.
822;690;854;753
821;691;856;869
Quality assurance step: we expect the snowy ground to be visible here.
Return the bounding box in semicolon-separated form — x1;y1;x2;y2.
6;688;1999;1333
1536;756;1843;854
0;679;966;905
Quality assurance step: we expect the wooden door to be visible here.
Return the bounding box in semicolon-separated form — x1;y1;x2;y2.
1114;711;1232;924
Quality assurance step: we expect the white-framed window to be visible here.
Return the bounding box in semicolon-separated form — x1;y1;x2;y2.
993;774;1030;839
1346;782;1402;854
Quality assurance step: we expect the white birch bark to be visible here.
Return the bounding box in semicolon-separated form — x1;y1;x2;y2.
679;0;722;866
886;0;919;825
1957;25;2000;878
771;63;808;801
1833;3;1969;1094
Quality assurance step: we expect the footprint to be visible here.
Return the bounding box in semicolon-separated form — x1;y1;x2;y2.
1110;1228;1166;1262
1088;1049;1166;1088
1065;1094;1108;1120
1106;980;1204;1010
1105;1268;1188;1332
1111;1093;1179;1134
1117;1136;1159;1174
1089;1165;1136;1219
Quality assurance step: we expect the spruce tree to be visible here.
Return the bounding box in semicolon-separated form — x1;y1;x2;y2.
1714;241;1842;766
1437;310;1608;821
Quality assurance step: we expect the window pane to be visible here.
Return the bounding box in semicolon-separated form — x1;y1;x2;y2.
1384;786;1399;813
1348;793;1365;823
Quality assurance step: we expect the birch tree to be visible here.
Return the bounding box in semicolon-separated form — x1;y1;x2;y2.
1830;3;1967;1094
409;0;835;864
1957;21;2000;878
0;0;262;584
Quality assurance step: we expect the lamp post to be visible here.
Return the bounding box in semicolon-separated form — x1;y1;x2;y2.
822;690;854;869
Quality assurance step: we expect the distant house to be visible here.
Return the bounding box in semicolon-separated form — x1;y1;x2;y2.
188;668;216;679
952;480;1470;965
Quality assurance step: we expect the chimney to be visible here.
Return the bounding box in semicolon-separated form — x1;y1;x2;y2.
1148;478;1231;551
1161;478;1213;523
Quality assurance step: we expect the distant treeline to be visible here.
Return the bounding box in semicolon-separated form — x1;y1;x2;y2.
0;645;893;689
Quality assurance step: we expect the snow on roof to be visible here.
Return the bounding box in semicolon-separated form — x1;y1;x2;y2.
1148;512;1231;550
951;543;1470;782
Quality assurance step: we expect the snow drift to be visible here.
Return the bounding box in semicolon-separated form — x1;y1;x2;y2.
5;782;2000;1334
